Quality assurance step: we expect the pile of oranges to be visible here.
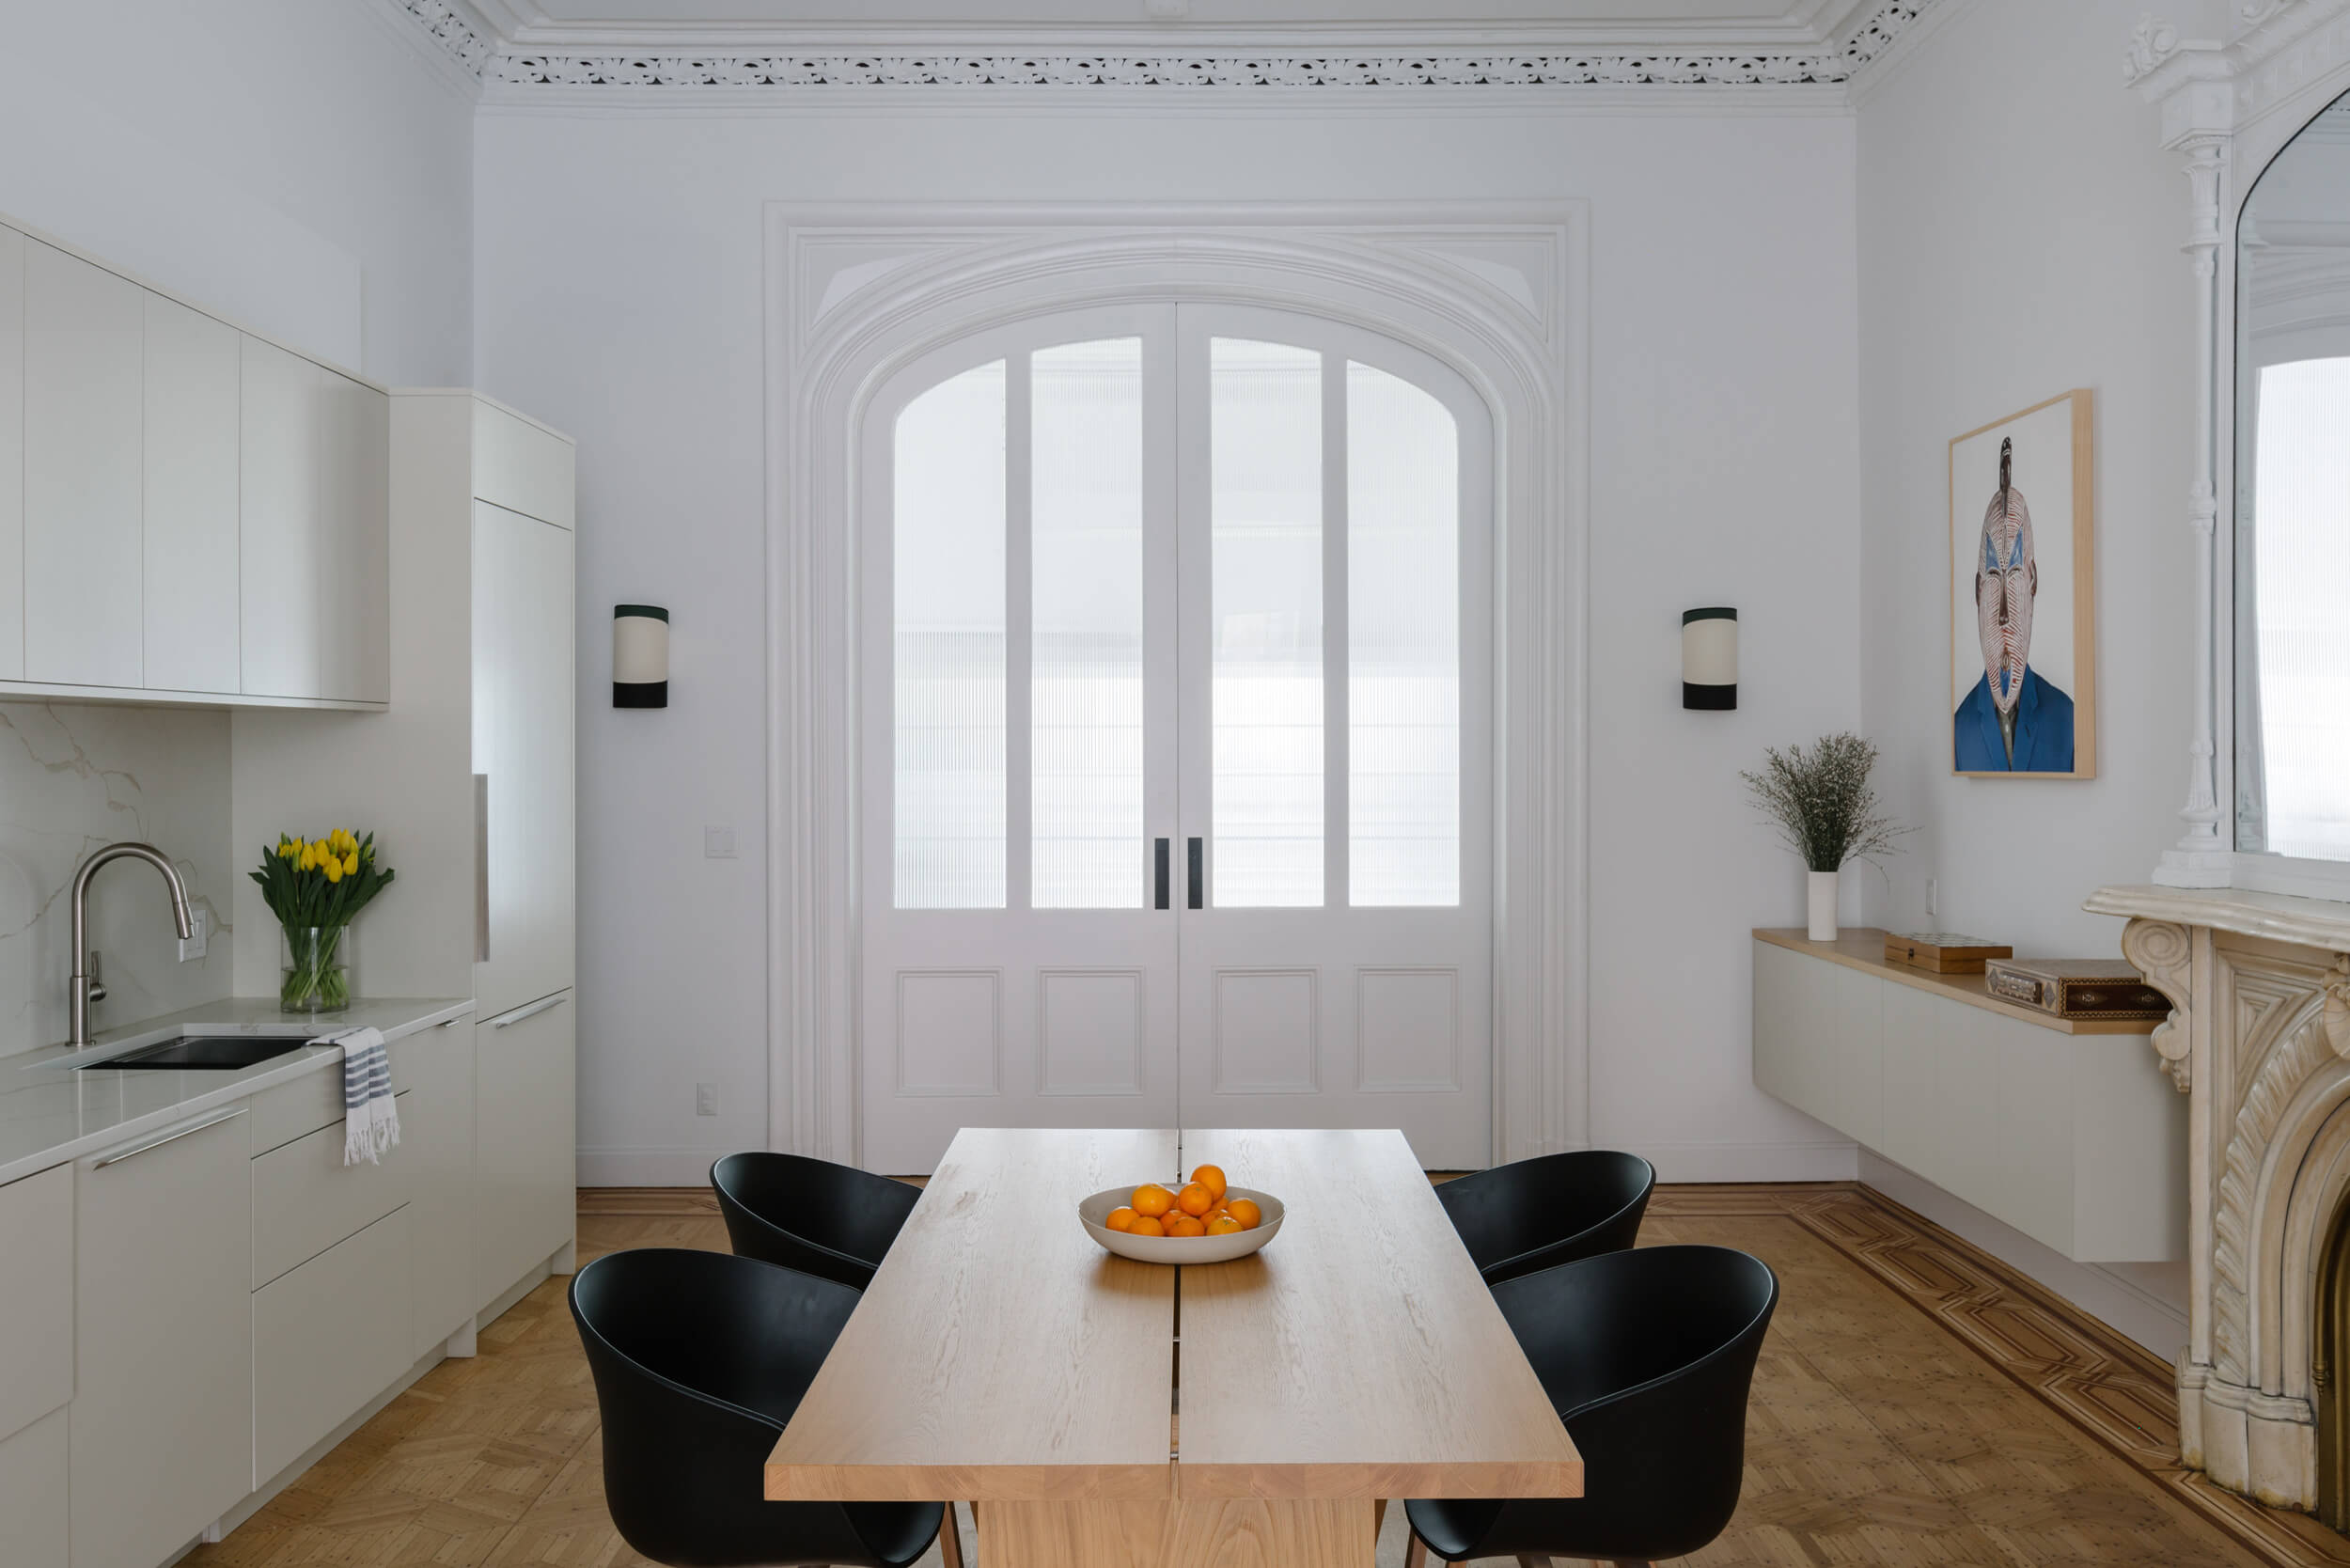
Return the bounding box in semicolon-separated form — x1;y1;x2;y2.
1103;1164;1263;1238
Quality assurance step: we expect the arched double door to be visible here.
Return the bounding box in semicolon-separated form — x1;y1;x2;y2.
859;303;1492;1172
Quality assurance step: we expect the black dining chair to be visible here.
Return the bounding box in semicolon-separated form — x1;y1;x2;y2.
1435;1150;1656;1285
1402;1245;1778;1568
570;1247;964;1568
711;1151;923;1291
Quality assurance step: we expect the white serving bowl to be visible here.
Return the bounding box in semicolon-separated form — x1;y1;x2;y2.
1078;1185;1284;1264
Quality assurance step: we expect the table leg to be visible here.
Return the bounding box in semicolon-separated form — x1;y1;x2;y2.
975;1498;1375;1567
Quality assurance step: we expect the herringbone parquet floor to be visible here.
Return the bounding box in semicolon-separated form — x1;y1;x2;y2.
183;1182;2348;1567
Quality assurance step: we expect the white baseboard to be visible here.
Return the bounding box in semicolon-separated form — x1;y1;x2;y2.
577;1146;728;1186
1859;1150;2189;1362
1637;1138;1861;1184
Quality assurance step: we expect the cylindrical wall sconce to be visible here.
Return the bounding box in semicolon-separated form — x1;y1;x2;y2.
614;604;669;708
1682;606;1737;710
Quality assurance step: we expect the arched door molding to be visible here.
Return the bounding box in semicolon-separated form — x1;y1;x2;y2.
764;201;1589;1168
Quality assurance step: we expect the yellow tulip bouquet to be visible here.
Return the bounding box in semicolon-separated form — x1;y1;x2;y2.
250;829;395;1013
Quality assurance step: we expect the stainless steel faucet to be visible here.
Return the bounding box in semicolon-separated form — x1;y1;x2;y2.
69;842;193;1048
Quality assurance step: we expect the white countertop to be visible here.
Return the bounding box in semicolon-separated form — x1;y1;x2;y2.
0;996;473;1186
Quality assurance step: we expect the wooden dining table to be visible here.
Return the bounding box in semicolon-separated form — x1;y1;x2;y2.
765;1126;1584;1567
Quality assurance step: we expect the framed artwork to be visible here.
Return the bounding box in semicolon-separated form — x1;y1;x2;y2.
1950;389;2096;778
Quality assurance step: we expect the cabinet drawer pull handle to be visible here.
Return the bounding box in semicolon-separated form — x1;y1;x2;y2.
93;1106;244;1168
490;995;568;1030
474;774;491;964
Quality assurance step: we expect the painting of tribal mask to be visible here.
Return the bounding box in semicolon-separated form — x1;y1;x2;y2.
1949;390;2097;778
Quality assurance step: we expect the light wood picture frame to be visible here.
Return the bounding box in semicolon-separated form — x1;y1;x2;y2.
1949;389;2096;779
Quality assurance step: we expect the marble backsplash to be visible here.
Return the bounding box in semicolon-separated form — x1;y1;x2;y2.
0;701;236;1058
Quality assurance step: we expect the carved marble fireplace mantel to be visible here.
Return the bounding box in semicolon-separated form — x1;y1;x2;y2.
2091;884;2350;1509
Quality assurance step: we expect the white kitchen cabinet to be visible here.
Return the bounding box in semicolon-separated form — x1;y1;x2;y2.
472;399;575;530
24;241;143;689
0;1164;71;1445
473;501;578;1020
475;991;575;1308
142;293;243;694
72;1105;253;1568
0;1408;68;1568
0;227;23;682
250;1092;412;1287
320;371;390;703
239;336;323;699
405;1018;479;1357
252;1208;413;1484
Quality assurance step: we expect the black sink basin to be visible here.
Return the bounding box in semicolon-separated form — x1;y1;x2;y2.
77;1036;308;1071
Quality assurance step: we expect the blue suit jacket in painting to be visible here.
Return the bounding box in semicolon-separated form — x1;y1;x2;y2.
1954;667;2075;774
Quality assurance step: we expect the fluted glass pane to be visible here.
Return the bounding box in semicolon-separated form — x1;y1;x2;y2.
1348;362;1459;906
1033;338;1145;908
1212;338;1324;908
894;361;1006;908
2253;357;2350;860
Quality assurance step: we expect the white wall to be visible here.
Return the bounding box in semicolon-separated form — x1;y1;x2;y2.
1854;0;2238;1346
0;0;473;383
472;105;1866;1183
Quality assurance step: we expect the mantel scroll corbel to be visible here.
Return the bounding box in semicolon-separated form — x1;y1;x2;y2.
2120;918;2195;1090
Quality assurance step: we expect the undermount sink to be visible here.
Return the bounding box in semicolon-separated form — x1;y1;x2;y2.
75;1036;308;1071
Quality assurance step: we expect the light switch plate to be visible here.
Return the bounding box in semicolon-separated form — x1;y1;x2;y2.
703;826;737;859
178;907;208;963
697;1082;718;1116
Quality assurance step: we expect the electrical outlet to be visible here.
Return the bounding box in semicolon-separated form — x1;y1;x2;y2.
697;1082;719;1117
178;907;208;963
703;826;737;859
1925;877;1939;920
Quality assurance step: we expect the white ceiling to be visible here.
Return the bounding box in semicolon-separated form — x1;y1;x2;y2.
466;0;1884;48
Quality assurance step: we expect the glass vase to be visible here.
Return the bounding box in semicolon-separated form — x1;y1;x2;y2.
281;925;352;1015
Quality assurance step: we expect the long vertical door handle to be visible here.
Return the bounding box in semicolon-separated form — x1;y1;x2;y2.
1154;839;1170;910
474;773;491;963
1187;837;1204;910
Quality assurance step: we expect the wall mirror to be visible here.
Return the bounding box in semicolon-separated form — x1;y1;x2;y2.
2236;86;2350;863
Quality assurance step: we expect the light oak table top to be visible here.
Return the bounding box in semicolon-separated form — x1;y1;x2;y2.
765;1125;1582;1511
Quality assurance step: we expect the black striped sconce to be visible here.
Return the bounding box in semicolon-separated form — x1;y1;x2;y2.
614;604;669;708
1682;607;1737;710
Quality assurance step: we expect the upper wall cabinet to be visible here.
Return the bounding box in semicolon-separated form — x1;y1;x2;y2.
0;215;387;711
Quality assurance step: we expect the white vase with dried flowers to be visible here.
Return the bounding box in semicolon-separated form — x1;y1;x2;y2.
1740;733;1907;942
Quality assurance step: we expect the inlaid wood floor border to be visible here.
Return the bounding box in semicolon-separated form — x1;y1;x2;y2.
1671;1181;2350;1567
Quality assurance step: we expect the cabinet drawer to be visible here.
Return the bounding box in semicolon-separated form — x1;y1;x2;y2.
252;1090;413;1287
250;1051;409;1154
254;1207;413;1482
0;1165;71;1444
0;1406;68;1568
472;400;573;529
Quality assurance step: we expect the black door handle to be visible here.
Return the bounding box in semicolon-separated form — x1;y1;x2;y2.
1187;837;1204;910
1153;838;1170;910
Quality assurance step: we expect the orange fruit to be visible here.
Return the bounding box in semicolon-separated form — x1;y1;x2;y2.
1167;1215;1206;1238
1127;1214;1167;1237
1104;1206;1138;1232
1191;1164;1228;1201
1177;1182;1215;1217
1226;1197;1262;1230
1205;1215;1244;1236
1132;1184;1176;1218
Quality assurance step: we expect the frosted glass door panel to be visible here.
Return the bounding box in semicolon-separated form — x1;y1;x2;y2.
895;361;1008;909
1032;339;1145;908
1348;363;1460;906
1211;338;1324;908
2251;358;2350;859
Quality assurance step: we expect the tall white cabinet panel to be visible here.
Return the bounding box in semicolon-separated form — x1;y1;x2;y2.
72;1107;253;1568
142;293;243;694
0;227;23;682
0;1408;68;1568
472;500;577;1020
475;993;574;1307
239;337;322;699
319;372;389;703
23;242;143;688
406;1018;478;1357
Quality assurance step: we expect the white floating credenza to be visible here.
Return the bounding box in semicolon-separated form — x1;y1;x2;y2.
1752;928;2186;1262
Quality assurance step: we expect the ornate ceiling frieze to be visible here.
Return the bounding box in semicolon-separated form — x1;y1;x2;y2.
409;0;1945;92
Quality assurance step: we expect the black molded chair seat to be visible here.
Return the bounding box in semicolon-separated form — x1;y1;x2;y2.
570;1247;956;1568
1435;1149;1655;1285
1404;1245;1778;1566
712;1151;922;1291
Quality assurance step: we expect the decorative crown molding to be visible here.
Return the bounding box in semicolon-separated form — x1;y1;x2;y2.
410;0;1945;93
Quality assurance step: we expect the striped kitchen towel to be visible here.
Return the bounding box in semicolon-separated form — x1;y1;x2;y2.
321;1025;400;1165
